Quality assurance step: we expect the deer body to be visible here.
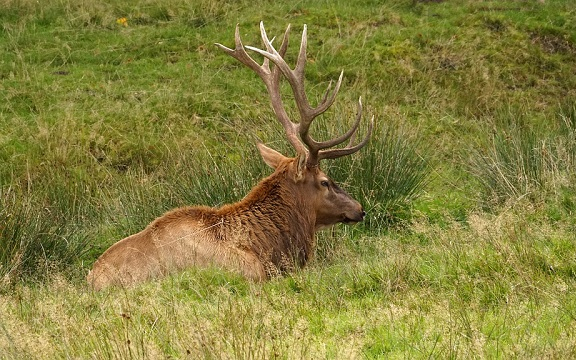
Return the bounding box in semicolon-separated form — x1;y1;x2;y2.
88;22;373;290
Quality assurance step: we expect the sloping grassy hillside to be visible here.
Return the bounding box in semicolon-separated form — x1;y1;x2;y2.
1;0;576;358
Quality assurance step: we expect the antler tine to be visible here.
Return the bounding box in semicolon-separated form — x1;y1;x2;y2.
278;26;290;58
258;22;289;58
215;24;268;77
318;71;344;113
297;71;344;155
294;24;308;78
318;98;374;161
318;113;375;161
345;97;363;146
311;96;364;152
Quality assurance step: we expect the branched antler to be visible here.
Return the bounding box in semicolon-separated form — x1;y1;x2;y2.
216;22;373;167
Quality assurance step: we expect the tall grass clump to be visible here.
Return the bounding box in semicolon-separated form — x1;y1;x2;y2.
330;118;431;228
469;107;576;206
471;125;546;202
0;184;92;288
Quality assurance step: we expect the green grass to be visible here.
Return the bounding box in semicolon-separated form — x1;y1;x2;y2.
1;0;576;358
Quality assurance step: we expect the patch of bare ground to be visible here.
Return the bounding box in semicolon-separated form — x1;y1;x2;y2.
531;31;576;55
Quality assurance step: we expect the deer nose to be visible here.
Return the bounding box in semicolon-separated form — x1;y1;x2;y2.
361;210;366;218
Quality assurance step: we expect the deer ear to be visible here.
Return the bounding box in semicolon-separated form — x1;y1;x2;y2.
257;143;289;169
294;153;306;181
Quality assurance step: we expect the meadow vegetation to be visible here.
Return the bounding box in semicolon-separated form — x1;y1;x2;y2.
1;0;576;358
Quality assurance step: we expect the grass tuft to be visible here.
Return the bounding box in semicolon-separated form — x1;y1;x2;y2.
0;184;91;287
469;112;576;206
330;116;431;228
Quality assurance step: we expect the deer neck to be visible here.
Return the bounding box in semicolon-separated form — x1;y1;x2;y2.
226;171;314;227
217;170;317;270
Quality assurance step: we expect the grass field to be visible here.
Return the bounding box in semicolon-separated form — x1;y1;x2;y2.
1;0;576;358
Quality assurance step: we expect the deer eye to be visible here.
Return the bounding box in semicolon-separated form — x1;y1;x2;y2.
320;180;330;188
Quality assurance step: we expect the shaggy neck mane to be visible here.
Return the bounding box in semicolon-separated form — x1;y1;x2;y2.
214;163;316;274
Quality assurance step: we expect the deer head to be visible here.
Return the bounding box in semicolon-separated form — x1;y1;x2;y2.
216;22;374;229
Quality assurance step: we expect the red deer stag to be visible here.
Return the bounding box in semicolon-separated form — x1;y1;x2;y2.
87;22;373;290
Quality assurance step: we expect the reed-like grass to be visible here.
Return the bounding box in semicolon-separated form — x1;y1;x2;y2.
469;108;576;206
0;182;92;286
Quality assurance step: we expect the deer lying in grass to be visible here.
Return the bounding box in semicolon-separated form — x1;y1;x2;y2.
87;22;374;290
